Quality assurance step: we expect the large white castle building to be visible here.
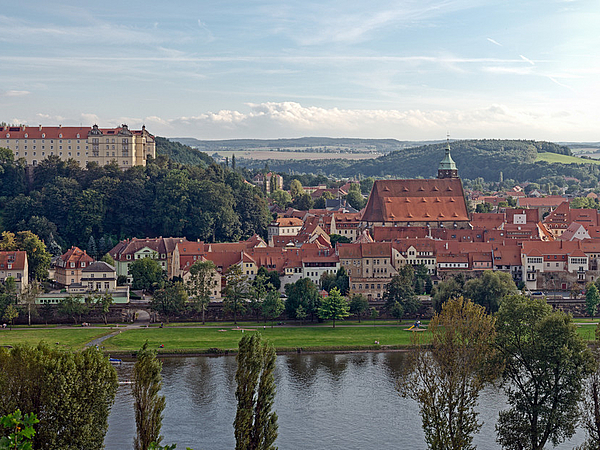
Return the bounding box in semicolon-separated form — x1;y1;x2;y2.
0;124;156;168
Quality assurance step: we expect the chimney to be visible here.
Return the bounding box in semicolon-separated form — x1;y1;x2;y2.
38;125;42;131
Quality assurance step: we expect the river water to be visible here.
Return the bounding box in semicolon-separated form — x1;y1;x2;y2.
105;353;586;449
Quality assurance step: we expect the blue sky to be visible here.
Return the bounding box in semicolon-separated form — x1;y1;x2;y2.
1;0;599;141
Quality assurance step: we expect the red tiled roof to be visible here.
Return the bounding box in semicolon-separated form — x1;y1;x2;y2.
0;251;27;271
362;179;469;223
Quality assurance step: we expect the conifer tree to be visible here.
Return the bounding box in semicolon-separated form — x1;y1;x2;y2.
133;342;166;450
234;333;278;450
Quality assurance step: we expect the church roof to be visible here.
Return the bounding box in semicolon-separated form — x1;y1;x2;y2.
362;179;469;223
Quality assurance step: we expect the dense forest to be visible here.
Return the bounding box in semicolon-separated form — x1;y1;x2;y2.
155;136;214;166
234;139;600;186
0;147;271;252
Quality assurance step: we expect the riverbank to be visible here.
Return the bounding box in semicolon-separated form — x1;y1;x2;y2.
0;321;596;355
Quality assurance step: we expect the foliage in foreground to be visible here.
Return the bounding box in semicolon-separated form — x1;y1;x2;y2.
0;410;38;450
495;295;595;450
134;342;166;450
0;344;117;450
398;297;496;450
235;333;278;450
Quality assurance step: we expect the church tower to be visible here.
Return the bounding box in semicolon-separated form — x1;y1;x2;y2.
437;136;458;179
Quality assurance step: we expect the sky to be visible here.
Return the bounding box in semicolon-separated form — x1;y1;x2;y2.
1;0;599;141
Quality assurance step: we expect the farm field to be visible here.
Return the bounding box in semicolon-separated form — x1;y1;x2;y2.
536;152;600;165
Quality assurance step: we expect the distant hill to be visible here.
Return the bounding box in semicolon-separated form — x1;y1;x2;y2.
230;139;600;185
171;137;437;153
155;137;214;167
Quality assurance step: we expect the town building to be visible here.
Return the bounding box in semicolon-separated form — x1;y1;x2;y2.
361;141;470;230
1;124;156;169
54;246;94;287
0;251;28;292
109;237;188;282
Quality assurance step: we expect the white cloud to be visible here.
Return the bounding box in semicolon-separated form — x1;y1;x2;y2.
519;55;536;65
1;90;30;97
132;102;597;141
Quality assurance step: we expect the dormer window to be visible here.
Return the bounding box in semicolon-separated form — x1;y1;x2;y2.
70;262;75;268
24;133;28;138
81;262;86;267
59;133;63;138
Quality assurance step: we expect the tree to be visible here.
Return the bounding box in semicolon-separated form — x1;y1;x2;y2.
223;265;249;324
58;295;89;325
578;349;600;450
289;179;303;199
431;275;465;312
284;278;320;322
389;301;404;323
151;283;187;323
133;342;166;450
270;190;291;209
2;305;18;330
18;283;38;327
95;292;114;325
291;193;313;211
129;258;165;292
370;307;379;326
464;271;516;313
234;333;278;450
349;294;369;323
262;290;284;328
248;274;272;322
0;344;117;450
383;266;420;318
398;297;497;450
317;287;349;328
0;231;51;281
495;295;595;450
186;260;217;325
586;283;600;319
295;305;306;324
345;190;366;210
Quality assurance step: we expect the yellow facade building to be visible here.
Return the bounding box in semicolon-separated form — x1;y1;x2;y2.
0;124;156;169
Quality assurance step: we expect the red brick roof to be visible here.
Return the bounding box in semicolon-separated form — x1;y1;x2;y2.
0;251;27;271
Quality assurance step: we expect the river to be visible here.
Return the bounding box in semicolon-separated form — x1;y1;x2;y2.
105;353;586;449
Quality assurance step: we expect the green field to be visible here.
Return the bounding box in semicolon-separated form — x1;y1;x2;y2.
0;328;114;350
536;152;600;165
102;325;429;353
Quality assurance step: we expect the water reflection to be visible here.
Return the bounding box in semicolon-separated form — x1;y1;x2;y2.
106;353;585;450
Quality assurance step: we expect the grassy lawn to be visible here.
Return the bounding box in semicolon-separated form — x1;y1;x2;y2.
576;323;598;341
536;152;600;165
102;325;431;353
0;328;115;350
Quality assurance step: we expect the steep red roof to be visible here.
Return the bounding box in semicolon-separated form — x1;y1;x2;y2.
0;251;27;271
362;179;469;223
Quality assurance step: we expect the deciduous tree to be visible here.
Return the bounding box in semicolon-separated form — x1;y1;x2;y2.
129;258;165;292
0;344;117;450
151;282;187;323
223;265;249;324
262;290;284;328
234;333;278;450
317;287;349;328
495;295;595;450
186;260;217;325
586;283;600;319
464;270;516;313
398;297;497;450
383;265;420;318
349;293;369;323
133;342;166;450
